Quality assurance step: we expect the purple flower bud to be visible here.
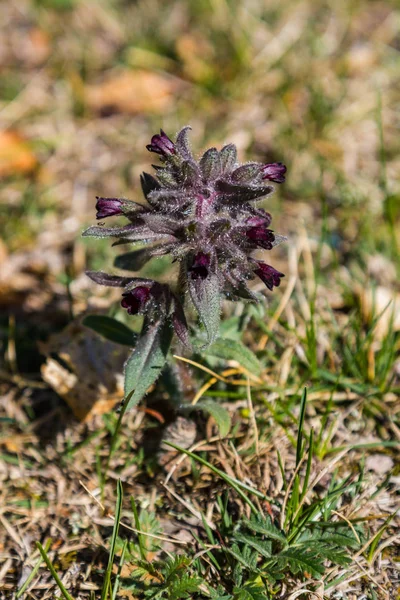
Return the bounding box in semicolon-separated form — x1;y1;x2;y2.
261;162;287;183
146;130;175;156
121;286;151;315
189;252;210;280
254;262;284;291
96;197;123;219
246;223;275;249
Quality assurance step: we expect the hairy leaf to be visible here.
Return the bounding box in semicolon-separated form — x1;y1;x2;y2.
200;147;221;181
219;143;237;172
140;172;161;198
82;315;137;346
215;181;273;204
181;160;200;186
205;337;261;375
171;297;192;349
175;126;193;160
86;271;141;288
195;400;231;437
124;318;173;411
82;223;159;242
114;248;152;271
188;264;220;347
231;163;261;184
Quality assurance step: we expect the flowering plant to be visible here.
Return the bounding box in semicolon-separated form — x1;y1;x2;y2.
84;127;286;411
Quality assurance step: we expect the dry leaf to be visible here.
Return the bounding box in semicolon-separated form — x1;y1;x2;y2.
0;131;37;178
357;284;400;341
86;69;179;115
40;318;129;421
365;454;394;475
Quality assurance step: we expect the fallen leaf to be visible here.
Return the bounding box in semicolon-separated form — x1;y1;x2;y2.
0;131;37;178
365;454;394;475
86;69;179;115
40;317;130;421
357;284;400;341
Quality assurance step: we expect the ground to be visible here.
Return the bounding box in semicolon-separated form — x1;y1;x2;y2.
0;0;399;598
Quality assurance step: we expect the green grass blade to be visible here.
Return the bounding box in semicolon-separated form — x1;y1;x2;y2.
101;479;124;600
111;539;127;600
131;496;146;561
164;441;259;514
35;542;75;600
16;539;51;598
296;388;307;467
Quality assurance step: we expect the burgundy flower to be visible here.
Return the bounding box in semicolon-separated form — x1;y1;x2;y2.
245;216;275;249
146;130;176;156
121;286;151;314
254;262;284;291
96;197;123;219
261;162;286;183
189;252;210;279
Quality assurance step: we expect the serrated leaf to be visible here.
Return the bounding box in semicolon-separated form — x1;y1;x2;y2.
233;533;272;559
220;143;237;172
195;400;231;437
200;147;221;181
188;265;220;347
225;545;260;573
205;337;261;375
114;248;152;271
82;315;137;346
274;548;325;578
243;517;287;544
233;583;268;600
124;318;173;411
297;527;360;549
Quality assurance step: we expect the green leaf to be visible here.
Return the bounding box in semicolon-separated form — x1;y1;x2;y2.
114;248;152;271
219;143;237;172
83;315;137;346
205;337;261;374
101;480;123;600
189;269;220;347
243;516;287;545
225;544;259;573
233;533;272;559
274;547;325;578
200;147;221;180
233;583;268;600
195;400;231;437
124;318;173;411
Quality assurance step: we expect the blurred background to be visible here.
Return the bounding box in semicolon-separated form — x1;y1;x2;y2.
0;0;399;375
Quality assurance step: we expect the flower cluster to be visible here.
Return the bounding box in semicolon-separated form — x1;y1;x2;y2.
84;127;286;346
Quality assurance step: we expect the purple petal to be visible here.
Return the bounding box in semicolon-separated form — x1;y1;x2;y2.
261;162;287;183
254;263;285;290
121;286;151;315
146;130;175;156
95;197;123;219
189;252;210;280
